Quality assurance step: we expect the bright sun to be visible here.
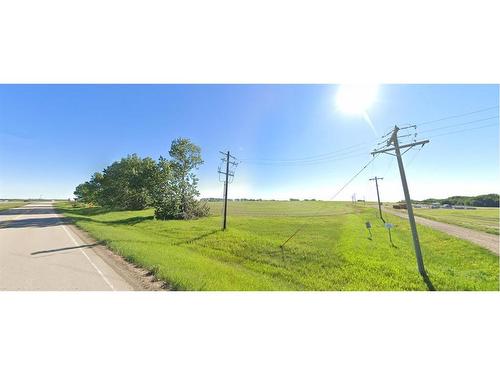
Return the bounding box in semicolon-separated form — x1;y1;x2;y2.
335;85;379;115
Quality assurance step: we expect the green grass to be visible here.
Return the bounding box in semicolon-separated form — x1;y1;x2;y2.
0;202;26;211
412;207;499;235
56;201;499;291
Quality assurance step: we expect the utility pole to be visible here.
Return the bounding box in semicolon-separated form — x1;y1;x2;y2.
369;176;384;222
372;125;429;277
218;151;238;230
223;151;230;230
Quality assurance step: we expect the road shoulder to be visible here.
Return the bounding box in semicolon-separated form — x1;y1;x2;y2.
63;222;168;291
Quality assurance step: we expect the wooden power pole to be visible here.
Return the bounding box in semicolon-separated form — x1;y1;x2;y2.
218;151;238;230
369;176;384;222
372;126;429;277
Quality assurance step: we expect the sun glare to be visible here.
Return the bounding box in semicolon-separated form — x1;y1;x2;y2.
335;85;379;115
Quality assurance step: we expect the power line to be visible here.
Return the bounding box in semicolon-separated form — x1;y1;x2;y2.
242;106;499;167
241;150;367;165
240;142;369;164
378;106;498;141
415;105;498;127
249;108;497;266
243;118;493;168
241;150;371;167
279;155;379;247
418;115;499;134
327;156;380;200
429;123;498;139
404;143;426;169
378;121;497;165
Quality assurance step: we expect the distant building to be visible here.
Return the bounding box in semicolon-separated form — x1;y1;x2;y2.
393;203;407;209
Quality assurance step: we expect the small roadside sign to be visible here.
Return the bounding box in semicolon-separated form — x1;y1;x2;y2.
385;223;395;246
365;221;372;239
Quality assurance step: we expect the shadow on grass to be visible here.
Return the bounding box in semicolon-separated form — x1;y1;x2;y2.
67;215;155;226
107;216;155;225
174;229;220;246
422;272;436;291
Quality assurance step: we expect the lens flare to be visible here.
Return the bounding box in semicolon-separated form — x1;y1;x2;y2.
335;85;378;115
336;85;379;136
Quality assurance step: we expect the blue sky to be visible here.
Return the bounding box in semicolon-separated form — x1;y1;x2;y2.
0;84;498;201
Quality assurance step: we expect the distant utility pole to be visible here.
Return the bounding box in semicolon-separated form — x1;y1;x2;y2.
372;125;429;277
218;151;238;230
369;176;384;222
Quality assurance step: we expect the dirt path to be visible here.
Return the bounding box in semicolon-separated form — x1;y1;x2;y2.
383;208;499;255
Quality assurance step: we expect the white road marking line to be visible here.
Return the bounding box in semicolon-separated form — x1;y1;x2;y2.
60;224;115;291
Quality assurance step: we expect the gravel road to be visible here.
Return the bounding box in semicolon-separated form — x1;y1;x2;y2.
384;208;499;255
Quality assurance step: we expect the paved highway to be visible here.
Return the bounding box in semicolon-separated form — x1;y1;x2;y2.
0;203;135;291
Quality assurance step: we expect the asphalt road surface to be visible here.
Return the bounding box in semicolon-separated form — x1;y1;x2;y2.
0;203;135;291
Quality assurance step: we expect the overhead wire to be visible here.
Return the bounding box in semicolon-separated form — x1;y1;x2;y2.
243;152;369;167
376;106;498;144
243;137;385;167
428;123;498;139
417;116;499;134
238;105;498;248
280;155;380;247
415;105;499;127
404;143;426;169
240;141;370;164
241;105;499;167
327;155;380;201
236;106;498;256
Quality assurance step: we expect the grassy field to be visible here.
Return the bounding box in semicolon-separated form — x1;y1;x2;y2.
56;201;499;291
412;207;499;235
0;201;26;211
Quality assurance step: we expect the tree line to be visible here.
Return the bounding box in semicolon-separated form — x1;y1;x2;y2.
74;138;209;220
420;194;499;207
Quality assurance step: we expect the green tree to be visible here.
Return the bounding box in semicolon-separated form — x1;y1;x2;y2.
74;172;103;204
150;156;174;219
99;154;157;210
153;138;209;219
74;182;93;203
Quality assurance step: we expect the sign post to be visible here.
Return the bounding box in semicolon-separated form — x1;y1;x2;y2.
365;221;372;240
385;222;394;246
